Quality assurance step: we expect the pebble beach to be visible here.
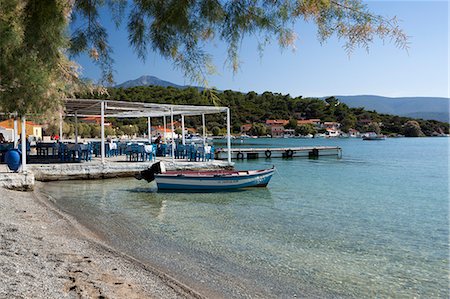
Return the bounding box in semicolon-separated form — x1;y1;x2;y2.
0;184;202;299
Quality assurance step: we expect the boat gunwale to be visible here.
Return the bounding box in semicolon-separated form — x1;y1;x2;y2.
156;168;274;179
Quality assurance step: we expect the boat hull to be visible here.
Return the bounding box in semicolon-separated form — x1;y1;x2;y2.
363;136;386;140
155;169;274;190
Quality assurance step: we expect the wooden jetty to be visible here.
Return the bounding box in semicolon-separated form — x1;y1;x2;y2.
215;146;342;160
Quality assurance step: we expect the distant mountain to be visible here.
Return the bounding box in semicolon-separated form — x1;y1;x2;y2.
328;95;450;122
115;75;184;89
115;75;207;91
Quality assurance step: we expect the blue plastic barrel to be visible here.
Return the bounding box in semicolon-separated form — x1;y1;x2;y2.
5;149;21;172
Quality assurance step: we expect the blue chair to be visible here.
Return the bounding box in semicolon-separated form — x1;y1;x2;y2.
92;142;101;157
109;142;119;156
58;143;69;162
144;144;155;161
152;145;157;161
176;144;186;159
196;146;205;161
186;144;197;161
205;145;215;161
81;143;93;161
118;142;127;155
157;144;167;157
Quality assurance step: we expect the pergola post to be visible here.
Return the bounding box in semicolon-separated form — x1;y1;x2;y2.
21;116;27;173
202;113;206;146
74;111;78;145
59;111;63;141
170;107;175;162
181;115;185;145
226;108;231;164
13;117;18;148
101;101;105;164
163;115;167;142
147;116;151;143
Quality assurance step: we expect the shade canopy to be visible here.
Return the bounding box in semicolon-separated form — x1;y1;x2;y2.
64;98;228;118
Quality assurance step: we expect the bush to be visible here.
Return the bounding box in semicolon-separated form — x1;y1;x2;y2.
211;126;221;136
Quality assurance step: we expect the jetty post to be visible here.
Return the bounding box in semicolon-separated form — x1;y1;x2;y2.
13;116;18;148
226;108;231;163
163;115;167;142
59;111;63;141
100;101;105;164
202;113;206;146
74;111;78;145
181;115;185;145
21;116;27;172
147;116;151;142
170;107;175;162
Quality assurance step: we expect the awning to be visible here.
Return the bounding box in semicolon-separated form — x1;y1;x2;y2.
64;98;228;118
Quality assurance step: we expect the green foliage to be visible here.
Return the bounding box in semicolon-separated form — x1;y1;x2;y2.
63;122;74;137
45;123;59;136
78;86;450;137
1;0;409;123
77;123;91;138
284;119;298;130
250;123;267;137
403;121;425;137
211;126;221;136
365;122;381;135
175;128;183;136
0;0;78;116
120;124;139;137
91;125;101;138
296;124;317;136
105;126;115;137
69;0;408;85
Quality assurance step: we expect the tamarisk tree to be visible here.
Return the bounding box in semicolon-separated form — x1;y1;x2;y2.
1;0;408;116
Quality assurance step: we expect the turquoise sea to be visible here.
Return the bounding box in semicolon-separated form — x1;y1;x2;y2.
42;137;449;298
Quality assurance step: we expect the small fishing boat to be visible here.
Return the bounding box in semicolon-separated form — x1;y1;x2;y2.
136;162;275;191
362;132;386;140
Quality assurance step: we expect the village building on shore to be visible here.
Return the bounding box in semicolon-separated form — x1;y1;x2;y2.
0;119;43;142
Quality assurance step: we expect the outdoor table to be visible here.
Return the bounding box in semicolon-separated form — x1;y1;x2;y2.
60;143;90;162
36;142;59;158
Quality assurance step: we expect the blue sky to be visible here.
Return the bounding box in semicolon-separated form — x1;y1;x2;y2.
73;1;449;98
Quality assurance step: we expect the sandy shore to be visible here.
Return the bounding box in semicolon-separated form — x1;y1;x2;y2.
0;185;203;299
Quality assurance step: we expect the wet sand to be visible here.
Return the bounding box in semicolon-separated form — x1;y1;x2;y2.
0;184;204;299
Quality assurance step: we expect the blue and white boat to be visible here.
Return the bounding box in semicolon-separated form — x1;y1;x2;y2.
137;162;275;191
362;132;386;140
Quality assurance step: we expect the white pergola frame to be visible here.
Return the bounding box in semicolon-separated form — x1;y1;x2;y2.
62;98;232;165
3;99;232;173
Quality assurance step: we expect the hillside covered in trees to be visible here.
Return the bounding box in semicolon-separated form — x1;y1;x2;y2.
80;86;449;137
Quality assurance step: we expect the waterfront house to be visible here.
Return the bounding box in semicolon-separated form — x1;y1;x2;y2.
270;125;285;137
265;119;289;126
297;119;321;128
240;124;253;133
322;122;341;137
348;129;361;138
265;120;289;137
283;129;296;137
322;121;341;131
325;128;340;137
0;126;14;141
153;126;177;140
0;119;43;140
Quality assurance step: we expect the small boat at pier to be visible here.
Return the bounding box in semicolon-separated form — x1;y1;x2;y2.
137;162;275;191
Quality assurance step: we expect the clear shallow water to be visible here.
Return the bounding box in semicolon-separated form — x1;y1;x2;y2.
42;138;449;298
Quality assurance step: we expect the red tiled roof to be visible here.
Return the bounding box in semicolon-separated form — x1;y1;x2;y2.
266;119;288;126
297;119;320;125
